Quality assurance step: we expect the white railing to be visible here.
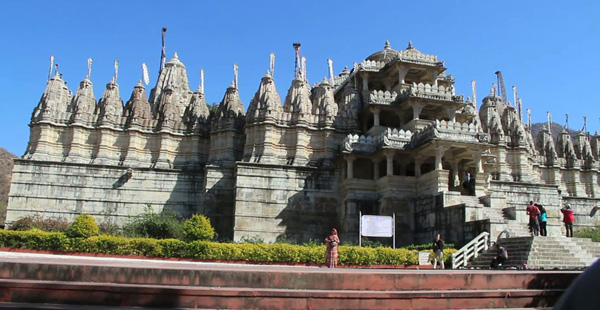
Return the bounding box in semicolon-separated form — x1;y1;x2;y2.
451;232;490;269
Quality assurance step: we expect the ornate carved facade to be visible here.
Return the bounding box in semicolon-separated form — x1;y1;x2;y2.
8;41;600;245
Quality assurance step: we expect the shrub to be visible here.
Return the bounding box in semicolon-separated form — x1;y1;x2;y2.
122;209;184;240
238;235;265;244
73;235;130;255
0;229;450;267
0;230;71;251
9;214;70;232
98;220;121;236
66;214;99;238
183;214;215;242
275;234;298;245
574;225;600;242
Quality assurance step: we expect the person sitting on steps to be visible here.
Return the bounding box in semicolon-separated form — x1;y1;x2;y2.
490;243;508;269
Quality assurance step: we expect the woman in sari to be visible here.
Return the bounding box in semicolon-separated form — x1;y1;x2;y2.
325;228;340;268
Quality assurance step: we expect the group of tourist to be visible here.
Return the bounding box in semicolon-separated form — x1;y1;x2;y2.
527;201;575;237
325;199;579;269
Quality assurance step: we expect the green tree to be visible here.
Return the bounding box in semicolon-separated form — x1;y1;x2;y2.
183;214;215;242
67;214;99;238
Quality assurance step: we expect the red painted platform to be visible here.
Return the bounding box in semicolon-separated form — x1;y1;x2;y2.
0;252;580;309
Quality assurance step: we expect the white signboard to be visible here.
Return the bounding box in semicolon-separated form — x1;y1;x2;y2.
419;252;431;265
361;215;393;237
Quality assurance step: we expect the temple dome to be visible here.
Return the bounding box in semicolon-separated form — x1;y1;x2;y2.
365;40;399;63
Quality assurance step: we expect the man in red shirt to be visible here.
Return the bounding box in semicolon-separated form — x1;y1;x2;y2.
561;204;575;237
526;201;540;236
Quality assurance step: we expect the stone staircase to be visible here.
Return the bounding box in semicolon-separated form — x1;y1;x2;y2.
0;251;581;309
468;236;599;269
453;194;532;239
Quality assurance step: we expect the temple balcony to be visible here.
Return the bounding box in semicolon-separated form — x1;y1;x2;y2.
341;128;412;154
412;120;490;148
368;90;398;105
405;82;456;101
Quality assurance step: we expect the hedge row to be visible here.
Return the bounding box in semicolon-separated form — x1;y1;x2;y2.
0;230;456;266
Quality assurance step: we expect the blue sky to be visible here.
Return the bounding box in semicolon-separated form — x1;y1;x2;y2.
1;1;599;156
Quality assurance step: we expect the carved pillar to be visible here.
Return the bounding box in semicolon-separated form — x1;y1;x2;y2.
372;106;381;127
411;102;425;120
445;107;456;122
473;152;483;173
362;73;369;102
451;159;460;187
415;158;422;177
430;71;439;86
434;147;446;170
346;155;356;179
398;66;409;85
373;159;380;180
385;150;394;176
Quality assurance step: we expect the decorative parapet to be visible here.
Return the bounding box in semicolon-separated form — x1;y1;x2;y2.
412;120;489;147
341;128;412;153
359;60;386;71
381;128;412;148
399;49;440;66
332;75;348;88
369;90;397;105
407;82;455;101
437;74;455;83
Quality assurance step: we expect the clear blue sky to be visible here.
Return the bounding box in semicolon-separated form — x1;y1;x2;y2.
1;1;599;156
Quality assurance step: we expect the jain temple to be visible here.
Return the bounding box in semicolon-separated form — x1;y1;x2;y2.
7;41;600;246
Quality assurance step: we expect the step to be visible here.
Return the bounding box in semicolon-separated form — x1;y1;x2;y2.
0;279;566;310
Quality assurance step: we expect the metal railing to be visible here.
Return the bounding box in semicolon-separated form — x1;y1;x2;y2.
451;232;490;269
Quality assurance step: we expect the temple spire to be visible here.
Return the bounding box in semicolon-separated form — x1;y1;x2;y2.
512;86;518;108
301;56;307;82
86;58;92;80
200;69;205;94
233;63;239;89
159;27;167;73
471;80;477;105
114;60;119;83
48;55;54;81
142;63;149;85
269;52;275;78
293;43;302;79
327;59;334;84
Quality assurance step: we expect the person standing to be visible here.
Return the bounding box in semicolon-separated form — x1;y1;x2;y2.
432;233;445;269
526;201;540;236
536;203;548;236
561;204;575;237
324;228;340;268
490;243;508;269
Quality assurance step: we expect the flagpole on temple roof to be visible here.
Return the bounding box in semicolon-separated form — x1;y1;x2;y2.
48;55;54;81
159;28;167;73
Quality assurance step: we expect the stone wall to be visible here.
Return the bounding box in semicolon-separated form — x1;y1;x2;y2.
6;159;204;226
233;163;339;243
489;181;564;236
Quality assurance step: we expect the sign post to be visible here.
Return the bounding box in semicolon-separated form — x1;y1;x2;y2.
359;214;395;249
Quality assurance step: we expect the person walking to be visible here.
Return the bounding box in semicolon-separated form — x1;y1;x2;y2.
526;201;540;236
432;233;445;269
561;204;575;237
490;243;508;269
324;228;340;268
536;203;548;236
